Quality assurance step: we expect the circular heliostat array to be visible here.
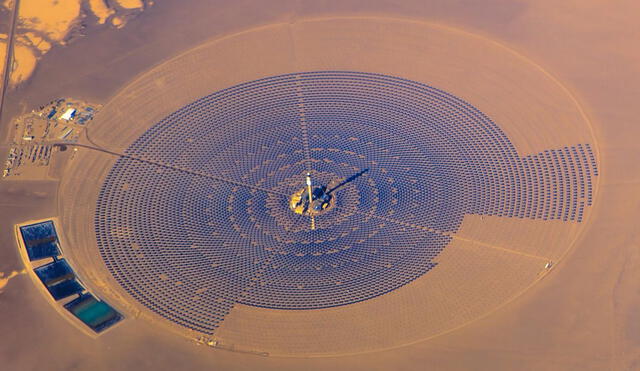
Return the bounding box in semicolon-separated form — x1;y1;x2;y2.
93;71;597;335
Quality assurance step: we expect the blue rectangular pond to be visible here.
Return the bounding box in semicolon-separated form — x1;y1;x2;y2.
34;259;84;300
64;293;123;333
47;279;85;301
19;221;60;261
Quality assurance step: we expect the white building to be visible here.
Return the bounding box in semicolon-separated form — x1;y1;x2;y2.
59;108;76;121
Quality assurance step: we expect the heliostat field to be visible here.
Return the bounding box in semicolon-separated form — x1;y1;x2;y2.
56;18;601;356
93;71;597;334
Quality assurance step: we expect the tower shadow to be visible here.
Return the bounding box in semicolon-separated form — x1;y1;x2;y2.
327;168;369;194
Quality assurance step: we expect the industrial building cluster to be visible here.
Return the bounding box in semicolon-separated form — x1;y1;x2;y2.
2;98;99;179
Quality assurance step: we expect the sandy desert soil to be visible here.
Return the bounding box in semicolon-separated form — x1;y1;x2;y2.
88;0;115;25
0;0;639;370
114;0;143;10
17;0;82;43
0;0;148;88
0;268;25;292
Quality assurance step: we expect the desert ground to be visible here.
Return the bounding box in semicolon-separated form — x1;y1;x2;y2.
0;1;639;370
